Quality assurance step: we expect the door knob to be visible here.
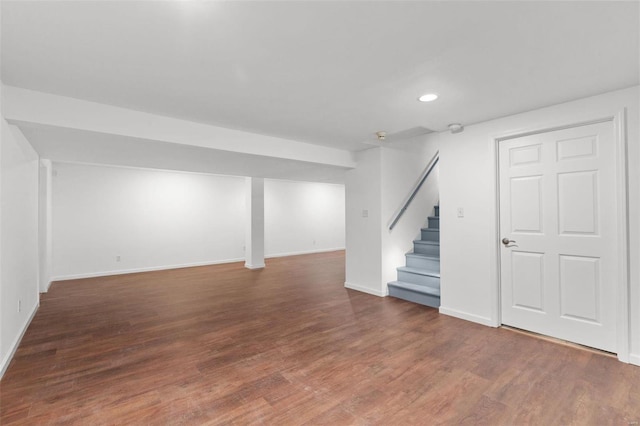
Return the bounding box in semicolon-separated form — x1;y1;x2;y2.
502;237;516;246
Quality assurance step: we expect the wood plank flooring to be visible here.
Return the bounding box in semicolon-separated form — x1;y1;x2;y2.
2;250;639;425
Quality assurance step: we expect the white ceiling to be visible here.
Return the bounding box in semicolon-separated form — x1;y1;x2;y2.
2;1;638;153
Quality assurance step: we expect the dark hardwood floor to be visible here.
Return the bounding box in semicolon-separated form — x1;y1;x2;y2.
1;250;639;425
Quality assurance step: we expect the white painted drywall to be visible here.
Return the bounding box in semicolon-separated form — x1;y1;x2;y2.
20;126;348;185
436;86;640;361
0;119;40;377
51;163;347;280
3;86;355;169
264;179;345;257
52;163;247;279
345;148;383;296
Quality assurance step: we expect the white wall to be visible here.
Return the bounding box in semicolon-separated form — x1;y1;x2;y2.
0;117;40;377
52;163;246;279
51;163;346;280
264;179;345;257
436;86;640;362
345;148;383;295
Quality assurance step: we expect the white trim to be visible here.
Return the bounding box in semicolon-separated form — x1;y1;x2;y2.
244;263;265;270
491;112;630;361
439;306;496;327
50;258;245;281
0;301;39;379
344;282;386;297
488;130;501;328
629;354;640;367
613;109;630;363
50;249;346;281
492;116;613;143
265;247;345;259
0;86;3;384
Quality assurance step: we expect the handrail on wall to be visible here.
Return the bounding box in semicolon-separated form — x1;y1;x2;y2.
388;150;439;230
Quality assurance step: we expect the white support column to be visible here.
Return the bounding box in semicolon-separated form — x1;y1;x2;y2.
245;177;265;269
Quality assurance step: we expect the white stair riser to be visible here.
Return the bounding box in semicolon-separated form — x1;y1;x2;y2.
398;270;440;287
406;256;440;270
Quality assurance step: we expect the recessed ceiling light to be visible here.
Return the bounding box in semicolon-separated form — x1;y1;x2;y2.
418;93;438;102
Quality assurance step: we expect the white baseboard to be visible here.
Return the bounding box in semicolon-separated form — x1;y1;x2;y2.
244;262;265;270
344;282;386;297
629;353;640;366
439;306;497;327
266;247;345;259
51;258;246;282
50;249;346;282
0;301;39;379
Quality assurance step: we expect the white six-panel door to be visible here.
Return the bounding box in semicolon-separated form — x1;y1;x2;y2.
499;121;617;352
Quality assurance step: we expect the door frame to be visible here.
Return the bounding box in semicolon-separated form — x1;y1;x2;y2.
488;110;630;362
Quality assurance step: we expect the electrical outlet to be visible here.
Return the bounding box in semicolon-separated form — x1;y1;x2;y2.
457;207;464;218
116;255;121;262
362;209;368;218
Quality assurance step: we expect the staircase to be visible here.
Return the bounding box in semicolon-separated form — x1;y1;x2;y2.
388;205;440;308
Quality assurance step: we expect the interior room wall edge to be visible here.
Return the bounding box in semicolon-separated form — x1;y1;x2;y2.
0;300;38;379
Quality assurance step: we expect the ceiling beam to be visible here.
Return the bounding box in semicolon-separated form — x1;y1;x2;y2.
2;85;356;169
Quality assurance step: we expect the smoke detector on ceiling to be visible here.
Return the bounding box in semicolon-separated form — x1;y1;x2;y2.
376;131;387;141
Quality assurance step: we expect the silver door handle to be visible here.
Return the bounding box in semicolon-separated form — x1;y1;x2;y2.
501;237;517;247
